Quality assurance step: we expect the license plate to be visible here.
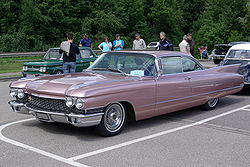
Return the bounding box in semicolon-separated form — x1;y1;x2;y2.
36;112;49;120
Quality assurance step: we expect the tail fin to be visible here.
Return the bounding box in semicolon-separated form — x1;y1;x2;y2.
209;64;241;73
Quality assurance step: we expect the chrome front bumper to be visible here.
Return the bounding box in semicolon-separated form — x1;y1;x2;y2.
8;100;103;127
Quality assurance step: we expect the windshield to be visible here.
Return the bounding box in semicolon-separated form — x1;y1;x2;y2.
227;50;250;59
44;49;62;60
88;53;157;76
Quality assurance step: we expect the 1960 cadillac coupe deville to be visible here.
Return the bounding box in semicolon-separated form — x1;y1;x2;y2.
9;51;244;136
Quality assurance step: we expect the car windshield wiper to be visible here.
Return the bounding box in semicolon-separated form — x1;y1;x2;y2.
90;68;128;76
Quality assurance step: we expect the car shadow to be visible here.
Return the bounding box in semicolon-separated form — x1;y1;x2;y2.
20;94;245;141
234;85;250;96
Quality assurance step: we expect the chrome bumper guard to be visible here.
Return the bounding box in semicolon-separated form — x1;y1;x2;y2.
8;100;103;127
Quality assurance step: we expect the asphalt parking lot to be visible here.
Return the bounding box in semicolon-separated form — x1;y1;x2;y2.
0;79;250;167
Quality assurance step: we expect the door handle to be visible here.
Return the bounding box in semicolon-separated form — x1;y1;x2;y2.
185;77;191;80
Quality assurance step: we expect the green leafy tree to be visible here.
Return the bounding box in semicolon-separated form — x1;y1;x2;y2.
194;0;249;52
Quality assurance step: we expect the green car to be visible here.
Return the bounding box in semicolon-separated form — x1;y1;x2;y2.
22;47;97;77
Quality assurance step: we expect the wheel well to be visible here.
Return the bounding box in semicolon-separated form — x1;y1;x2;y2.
119;101;136;122
54;70;63;74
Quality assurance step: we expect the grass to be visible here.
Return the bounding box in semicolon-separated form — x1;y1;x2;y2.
0;56;42;74
0;74;22;79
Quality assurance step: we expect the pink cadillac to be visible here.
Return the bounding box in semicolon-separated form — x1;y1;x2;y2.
9;51;244;136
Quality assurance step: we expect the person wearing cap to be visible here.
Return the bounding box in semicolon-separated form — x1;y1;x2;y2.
113;34;125;51
79;33;93;48
132;33;146;50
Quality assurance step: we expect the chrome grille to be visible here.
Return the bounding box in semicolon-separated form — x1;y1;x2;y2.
27;95;70;113
27;66;40;71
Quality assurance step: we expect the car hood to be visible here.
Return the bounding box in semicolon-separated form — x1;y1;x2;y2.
23;60;63;67
22;71;140;98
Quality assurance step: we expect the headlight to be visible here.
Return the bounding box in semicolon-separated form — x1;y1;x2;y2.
39;67;46;72
65;97;75;107
75;98;85;109
17;89;25;98
10;88;18;97
23;66;28;71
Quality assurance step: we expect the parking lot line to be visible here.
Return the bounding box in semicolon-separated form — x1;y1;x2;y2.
69;104;250;161
242;108;250;112
0;118;89;167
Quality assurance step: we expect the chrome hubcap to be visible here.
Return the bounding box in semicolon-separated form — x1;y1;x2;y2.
104;104;125;132
207;98;218;107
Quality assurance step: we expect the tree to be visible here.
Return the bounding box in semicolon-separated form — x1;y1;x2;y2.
194;0;249;51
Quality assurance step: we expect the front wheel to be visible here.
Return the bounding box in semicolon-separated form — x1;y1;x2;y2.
95;103;126;137
213;59;221;64
54;70;63;74
203;98;219;110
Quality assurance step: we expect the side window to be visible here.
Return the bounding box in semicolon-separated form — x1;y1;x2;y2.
80;50;91;58
182;57;203;72
161;57;182;74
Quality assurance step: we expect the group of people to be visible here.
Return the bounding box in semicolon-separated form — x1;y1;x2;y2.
59;32;197;74
97;31;174;52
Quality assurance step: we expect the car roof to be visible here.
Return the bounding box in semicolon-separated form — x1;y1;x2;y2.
108;50;191;58
49;47;91;50
229;41;250;45
229;44;250;51
215;44;232;47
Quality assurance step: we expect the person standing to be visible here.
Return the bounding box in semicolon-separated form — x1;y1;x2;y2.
179;35;191;55
98;37;112;52
59;32;80;74
158;32;173;51
132;33;146;50
79;33;93;48
186;33;195;57
113;34;124;51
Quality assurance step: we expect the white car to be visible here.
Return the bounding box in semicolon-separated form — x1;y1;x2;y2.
147;42;159;50
221;43;250;85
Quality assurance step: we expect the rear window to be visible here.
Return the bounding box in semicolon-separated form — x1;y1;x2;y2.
227;50;250;59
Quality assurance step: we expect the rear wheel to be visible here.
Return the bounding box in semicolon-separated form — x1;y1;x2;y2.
203;98;219;110
95;103;126;136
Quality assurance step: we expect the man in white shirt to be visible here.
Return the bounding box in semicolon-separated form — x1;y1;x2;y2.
179;35;191;55
132;33;146;50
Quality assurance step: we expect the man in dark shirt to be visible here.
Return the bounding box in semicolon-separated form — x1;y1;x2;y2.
158;32;174;51
59;32;80;74
79;33;93;48
186;33;195;57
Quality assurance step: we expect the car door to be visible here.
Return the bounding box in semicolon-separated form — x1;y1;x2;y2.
181;56;216;103
156;56;192;115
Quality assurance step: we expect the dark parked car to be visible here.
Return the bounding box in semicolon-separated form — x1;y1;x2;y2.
221;44;250;85
9;51;243;136
22;47;97;77
211;44;232;64
211;42;250;64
